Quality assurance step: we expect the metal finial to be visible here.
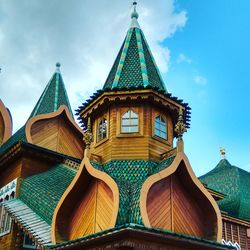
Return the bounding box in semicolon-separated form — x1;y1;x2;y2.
131;1;139;19
83;117;93;149
220;147;226;159
56;62;61;73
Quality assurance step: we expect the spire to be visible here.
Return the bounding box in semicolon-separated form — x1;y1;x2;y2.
103;3;167;93
29;63;73;118
130;2;140;29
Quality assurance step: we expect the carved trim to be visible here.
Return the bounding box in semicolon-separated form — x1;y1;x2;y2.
80;90;183;120
51;156;119;243
222;214;250;227
140;152;222;242
0;99;12;144
25;105;84;144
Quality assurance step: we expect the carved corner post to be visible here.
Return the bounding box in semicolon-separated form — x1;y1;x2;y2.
174;108;187;153
83;117;93;158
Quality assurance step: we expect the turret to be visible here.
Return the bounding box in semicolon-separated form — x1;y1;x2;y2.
77;2;191;163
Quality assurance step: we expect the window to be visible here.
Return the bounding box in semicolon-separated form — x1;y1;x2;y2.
121;110;139;133
154;115;167;139
0;195;13;236
0;179;17;237
97;117;107;142
23;234;37;249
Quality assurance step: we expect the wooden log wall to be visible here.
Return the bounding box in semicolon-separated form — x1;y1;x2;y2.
90;103;174;163
222;217;250;250
0;160;22;188
0;223;19;250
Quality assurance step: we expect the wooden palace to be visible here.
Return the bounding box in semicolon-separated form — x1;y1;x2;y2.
0;2;249;250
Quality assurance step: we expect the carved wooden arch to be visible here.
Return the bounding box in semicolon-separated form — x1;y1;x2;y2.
51;156;119;243
140;152;222;242
25;105;85;158
0;99;12;145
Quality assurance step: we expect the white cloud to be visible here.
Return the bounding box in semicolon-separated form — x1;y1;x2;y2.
0;0;187;132
193;75;207;86
177;53;192;64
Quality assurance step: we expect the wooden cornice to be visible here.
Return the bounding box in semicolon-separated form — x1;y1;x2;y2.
222;213;250;227
78;90;187;122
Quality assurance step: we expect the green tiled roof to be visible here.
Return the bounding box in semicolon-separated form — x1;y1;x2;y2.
103;24;167;92
0;64;73;157
199;159;250;220
0;126;26;156
8;156;175;235
92;156;175;226
29;65;73;118
19;164;76;224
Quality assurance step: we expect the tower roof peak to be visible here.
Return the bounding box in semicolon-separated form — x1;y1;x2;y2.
130;1;140;29
56;62;61;73
103;3;166;93
29;63;73;118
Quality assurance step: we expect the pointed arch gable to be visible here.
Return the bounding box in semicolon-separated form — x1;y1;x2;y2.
25;105;85;158
0;99;12;145
51;156;119;243
140;152;222;242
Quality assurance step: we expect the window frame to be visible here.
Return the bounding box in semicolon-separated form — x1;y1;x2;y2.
0;179;17;237
121;109;139;134
97;116;108;143
94;112;109;147
154;115;167;140
23;234;37;249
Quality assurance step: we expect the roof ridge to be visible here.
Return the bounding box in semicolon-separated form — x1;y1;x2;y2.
112;28;133;88
135;28;149;87
140;31;167;92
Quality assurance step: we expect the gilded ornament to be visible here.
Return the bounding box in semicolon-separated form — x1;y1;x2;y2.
83;118;93;149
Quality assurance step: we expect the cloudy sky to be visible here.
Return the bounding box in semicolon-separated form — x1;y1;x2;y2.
0;0;249;176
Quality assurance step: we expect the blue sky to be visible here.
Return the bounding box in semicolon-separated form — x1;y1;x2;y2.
0;1;249;176
165;0;250;175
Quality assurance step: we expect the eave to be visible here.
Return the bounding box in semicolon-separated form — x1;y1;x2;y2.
76;88;191;130
206;186;226;201
0;141;81;169
48;224;234;250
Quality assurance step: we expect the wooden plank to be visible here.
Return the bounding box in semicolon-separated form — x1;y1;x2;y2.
31;116;84;159
147;177;171;230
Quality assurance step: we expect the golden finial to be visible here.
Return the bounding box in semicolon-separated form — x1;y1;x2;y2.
83;117;93;150
175;108;187;137
174;107;187;152
220;147;226;159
